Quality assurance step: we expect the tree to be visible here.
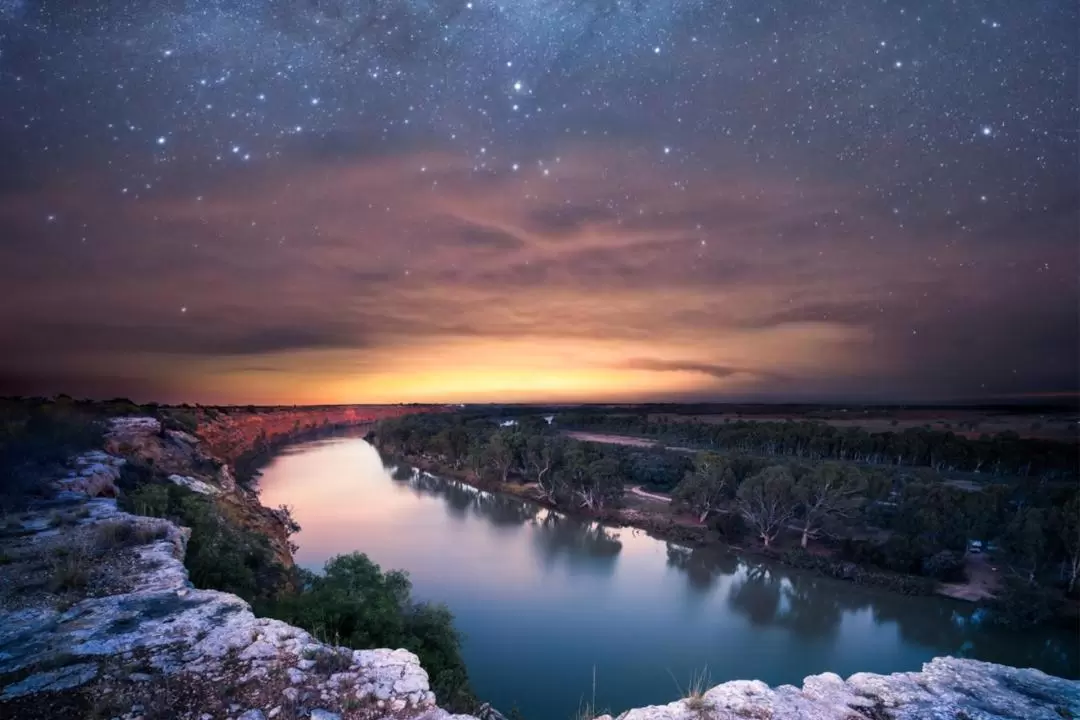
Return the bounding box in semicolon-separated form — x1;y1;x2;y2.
1000;506;1048;584
465;438;487;480
793;464;866;548
263;552;477;712
575;457;623;512
1051;492;1080;593
736;466;797;548
672;452;734;523
525;435;562;487
484;429;520;483
433;424;470;468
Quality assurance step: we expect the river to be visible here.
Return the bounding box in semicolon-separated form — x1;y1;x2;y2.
257;436;1078;719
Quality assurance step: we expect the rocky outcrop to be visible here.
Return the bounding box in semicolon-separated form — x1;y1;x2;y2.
0;419;479;720
101;416;297;570
595;657;1079;720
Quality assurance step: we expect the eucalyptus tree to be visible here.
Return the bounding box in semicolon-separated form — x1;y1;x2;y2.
672;452;735;523
736;465;797;548
793;463;866;548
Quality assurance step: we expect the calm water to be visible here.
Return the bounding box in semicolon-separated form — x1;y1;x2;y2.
258;436;1078;718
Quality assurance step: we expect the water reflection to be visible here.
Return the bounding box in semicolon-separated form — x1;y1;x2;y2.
665;543;737;595
388;460;624;573
256;436;1078;718
530;511;622;574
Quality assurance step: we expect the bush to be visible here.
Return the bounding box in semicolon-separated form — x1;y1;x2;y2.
261;553;477;713
120;481;285;599
0;400;105;507
782;549;936;595
982;578;1060;629
160;409;199;435
708;511;746;542
921;550;966;582
49;554;90;593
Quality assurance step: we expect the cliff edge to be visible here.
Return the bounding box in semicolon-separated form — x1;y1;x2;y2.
0;417;478;720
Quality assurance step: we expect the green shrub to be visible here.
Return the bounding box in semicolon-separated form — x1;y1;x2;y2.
782;548;936;595
261;552;477;712
921;550;966;582
982;577;1060;629
160;410;199;435
120;481;285;600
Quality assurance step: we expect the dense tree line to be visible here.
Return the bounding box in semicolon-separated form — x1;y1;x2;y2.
378;414;636;513
557;412;1077;480
377;411;1080;625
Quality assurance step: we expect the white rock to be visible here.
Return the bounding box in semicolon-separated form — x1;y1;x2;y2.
167;474;220;495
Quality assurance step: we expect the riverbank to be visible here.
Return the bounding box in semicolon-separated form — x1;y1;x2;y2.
391;450;974;599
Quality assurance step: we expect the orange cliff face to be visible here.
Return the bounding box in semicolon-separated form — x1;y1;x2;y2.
194;405;450;465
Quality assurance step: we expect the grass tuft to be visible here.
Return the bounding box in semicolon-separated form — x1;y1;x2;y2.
669;666;714;715
94;520;165;550
48;554;89;593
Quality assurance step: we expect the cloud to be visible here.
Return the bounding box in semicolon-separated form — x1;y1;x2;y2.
621;358;789;382
525;203;619;238
452;221;526;250
0;141;1075;402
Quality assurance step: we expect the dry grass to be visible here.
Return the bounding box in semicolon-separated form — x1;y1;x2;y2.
94;521;165;551
573;666;601;720
670;666;714;715
312;648;353;675
48;553;90;593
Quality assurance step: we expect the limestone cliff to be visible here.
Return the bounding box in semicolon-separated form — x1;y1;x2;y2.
99;416;297;572
192;406;447;467
0;416;478;720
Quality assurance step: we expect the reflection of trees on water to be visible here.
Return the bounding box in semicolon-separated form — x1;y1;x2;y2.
388;464;541;526
725;562;857;639
777;574;852;639
531;510;623;574
872;599;1078;679
727;563;783;627
474;491;540;527
665;543;738;594
723;562;1078;678
379;461;1077;679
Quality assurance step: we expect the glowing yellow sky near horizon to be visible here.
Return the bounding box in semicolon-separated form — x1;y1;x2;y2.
180;327;869;404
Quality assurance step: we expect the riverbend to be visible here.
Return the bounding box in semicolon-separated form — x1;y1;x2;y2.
258;436;1078;719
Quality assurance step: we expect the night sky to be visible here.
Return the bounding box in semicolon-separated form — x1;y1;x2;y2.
0;0;1076;404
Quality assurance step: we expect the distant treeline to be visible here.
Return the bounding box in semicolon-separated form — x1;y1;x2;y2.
555;412;1078;479
375;411;1080;626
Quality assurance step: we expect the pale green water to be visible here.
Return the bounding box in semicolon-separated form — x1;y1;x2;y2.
257;436;1078;719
